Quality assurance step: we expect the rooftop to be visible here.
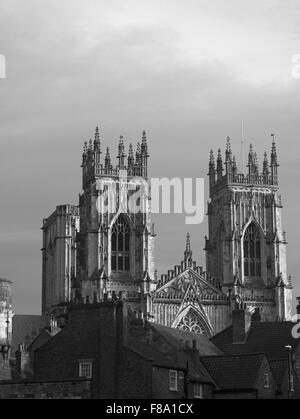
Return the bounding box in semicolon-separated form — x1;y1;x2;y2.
211;321;299;361
201;353;267;391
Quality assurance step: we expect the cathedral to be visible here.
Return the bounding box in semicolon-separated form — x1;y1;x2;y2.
41;129;293;338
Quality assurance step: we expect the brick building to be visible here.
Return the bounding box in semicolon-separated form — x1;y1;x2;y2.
201;353;276;399
1;299;299;398
32;300;219;399
211;305;300;398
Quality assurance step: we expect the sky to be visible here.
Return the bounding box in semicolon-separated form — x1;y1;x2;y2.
0;0;300;314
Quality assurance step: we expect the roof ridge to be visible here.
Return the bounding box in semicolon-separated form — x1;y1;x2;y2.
201;352;266;360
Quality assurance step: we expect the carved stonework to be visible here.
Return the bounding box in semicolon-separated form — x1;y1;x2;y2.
177;311;205;335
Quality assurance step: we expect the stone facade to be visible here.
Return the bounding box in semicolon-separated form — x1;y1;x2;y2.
42;205;79;314
0;279;12;353
77;129;155;313
205;137;292;322
152;234;231;337
41;129;293;337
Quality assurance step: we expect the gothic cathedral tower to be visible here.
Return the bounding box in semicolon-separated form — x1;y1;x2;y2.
205;136;292;321
76;128;156;314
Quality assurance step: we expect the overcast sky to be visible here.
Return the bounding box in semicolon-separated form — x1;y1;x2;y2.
0;0;300;314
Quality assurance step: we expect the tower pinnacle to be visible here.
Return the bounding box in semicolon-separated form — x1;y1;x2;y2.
217;149;223;180
184;233;193;267
94;126;101;152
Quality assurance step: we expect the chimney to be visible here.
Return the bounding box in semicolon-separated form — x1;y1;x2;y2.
232;308;252;344
16;343;30;377
185;340;191;350
116;300;128;347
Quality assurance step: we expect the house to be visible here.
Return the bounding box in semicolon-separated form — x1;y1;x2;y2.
0;299;221;399
201;353;276;399
211;305;300;398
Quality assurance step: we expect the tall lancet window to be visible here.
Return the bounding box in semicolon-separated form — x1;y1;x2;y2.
111;215;130;272
243;223;261;278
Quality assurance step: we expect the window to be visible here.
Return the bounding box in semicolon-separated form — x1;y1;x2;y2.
243;223;262;278
169;370;178;392
194;383;203;399
111;215;130;272
264;374;270;388
79;362;92;379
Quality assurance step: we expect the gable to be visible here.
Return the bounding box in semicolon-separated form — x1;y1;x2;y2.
154;268;225;300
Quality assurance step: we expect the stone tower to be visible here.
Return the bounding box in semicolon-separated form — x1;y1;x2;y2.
0;279;13;358
76;128;156;313
42;205;80;315
205;136;292;321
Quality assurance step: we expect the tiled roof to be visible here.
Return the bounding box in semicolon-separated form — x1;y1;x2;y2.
127;322;220;384
211;321;299;361
11;315;48;355
201;353;266;390
151;323;222;356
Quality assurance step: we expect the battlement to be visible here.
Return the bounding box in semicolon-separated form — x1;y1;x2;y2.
42;205;79;229
81;127;149;190
209;136;279;196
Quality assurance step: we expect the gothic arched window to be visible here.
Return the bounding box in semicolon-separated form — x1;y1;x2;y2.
111;215;130;272
243;223;261;278
176;309;210;337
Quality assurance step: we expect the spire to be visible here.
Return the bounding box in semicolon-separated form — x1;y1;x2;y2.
225;136;232;160
225;136;233;175
82;140;88;167
186;232;191;252
232;155;237;177
248;143;258;177
128;143;134;173
83;141;88;154
94;126;101;152
248;143;254;165
117;136;126;168
128;143;134;159
209;150;216;187
141;130;149;156
216;148;223;180
209;149;215;168
263;152;269;176
253;152;258;169
270;134;278;166
184;233;193;267
105;147;111;171
270;134;279;185
136;142;141;165
118;136;125;155
140;130;149;177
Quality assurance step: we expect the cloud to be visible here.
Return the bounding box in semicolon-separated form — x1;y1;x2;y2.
1;0;300;313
